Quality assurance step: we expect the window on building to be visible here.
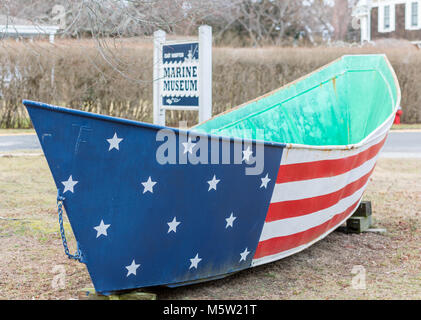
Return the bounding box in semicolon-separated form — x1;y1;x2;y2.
412;2;419;27
384;5;390;29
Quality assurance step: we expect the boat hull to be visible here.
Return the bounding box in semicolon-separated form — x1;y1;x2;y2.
22;55;400;294
23;99;393;294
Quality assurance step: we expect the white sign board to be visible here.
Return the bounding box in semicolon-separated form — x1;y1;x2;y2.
161;42;199;108
153;26;212;126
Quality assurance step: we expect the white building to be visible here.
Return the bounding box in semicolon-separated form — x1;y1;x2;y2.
354;0;421;43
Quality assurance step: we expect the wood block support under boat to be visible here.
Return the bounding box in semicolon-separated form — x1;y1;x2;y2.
353;201;372;218
78;288;157;300
346;215;372;234
337;201;373;234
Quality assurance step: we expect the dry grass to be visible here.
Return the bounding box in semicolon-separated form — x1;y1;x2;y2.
0;156;89;299
1;40;421;129
391;124;421;130
0;155;420;300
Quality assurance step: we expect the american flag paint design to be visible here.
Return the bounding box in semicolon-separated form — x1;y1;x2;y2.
252;115;393;266
24;100;392;294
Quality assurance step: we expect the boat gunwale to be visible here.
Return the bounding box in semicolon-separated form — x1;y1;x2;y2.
193;54;401;151
22;99;286;149
22;54;401;152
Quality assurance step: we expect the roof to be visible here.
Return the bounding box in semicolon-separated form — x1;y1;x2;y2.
0;14;59;35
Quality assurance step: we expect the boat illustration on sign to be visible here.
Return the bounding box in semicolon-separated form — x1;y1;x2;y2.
23;54;400;294
184;47;197;63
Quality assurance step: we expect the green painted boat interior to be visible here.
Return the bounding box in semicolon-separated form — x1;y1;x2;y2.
194;55;399;146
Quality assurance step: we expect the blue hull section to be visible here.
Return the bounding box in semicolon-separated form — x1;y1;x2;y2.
23;100;283;294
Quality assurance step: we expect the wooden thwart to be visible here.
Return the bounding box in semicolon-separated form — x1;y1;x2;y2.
79;287;157;300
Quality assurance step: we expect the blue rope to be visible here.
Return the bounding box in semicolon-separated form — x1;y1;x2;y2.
57;190;82;262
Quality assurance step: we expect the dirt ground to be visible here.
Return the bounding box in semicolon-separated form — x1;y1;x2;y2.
0;155;420;300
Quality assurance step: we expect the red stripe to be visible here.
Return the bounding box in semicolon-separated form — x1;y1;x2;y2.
253;199;361;260
276;136;386;184
266;165;376;222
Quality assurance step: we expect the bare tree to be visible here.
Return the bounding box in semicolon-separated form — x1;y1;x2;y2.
199;0;334;46
0;0;339;84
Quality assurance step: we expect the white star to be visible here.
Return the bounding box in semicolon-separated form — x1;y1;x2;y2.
93;220;110;238
125;259;140;277
239;248;250;262
225;212;237;228
167;217;181;233
182;137;196;154
189;253;202;269
260;173;271;189
61;175;78;194
207;175;220;191
141;176;157;194
242;146;253;162
107;132;123;151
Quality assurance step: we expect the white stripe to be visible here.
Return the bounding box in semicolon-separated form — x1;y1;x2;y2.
253;244;308;266
280;129;387;165
261;178;369;241
271;155;378;203
251;197;363;267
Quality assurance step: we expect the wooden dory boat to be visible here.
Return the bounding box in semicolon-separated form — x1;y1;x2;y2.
23;54;400;295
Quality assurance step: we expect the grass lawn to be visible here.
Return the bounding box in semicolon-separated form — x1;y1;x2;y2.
0;155;420;299
0;129;35;135
391;124;421;130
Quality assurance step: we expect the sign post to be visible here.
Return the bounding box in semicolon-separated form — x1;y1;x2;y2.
153;26;212;126
199;25;212;123
153;30;166;126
